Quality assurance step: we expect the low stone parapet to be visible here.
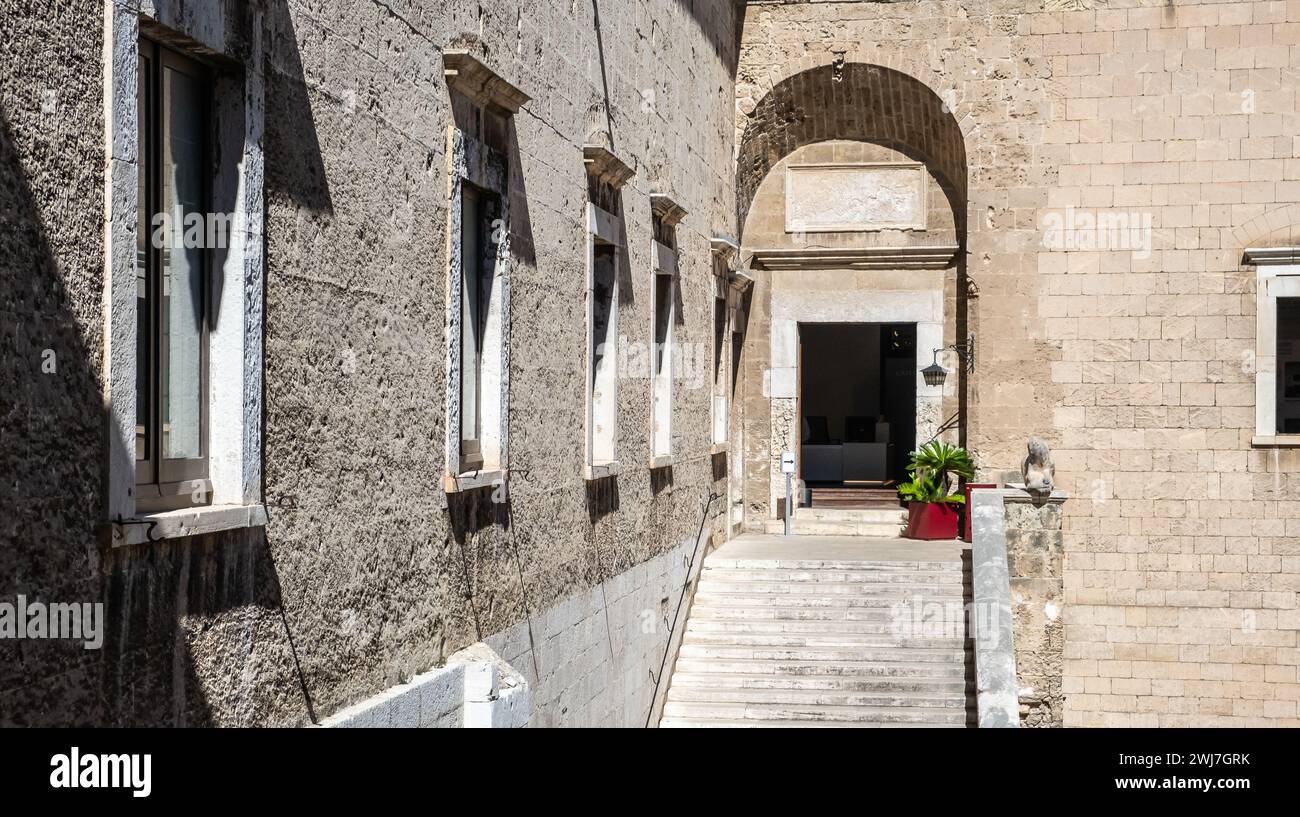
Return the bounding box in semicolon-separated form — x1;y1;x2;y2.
971;487;1068;728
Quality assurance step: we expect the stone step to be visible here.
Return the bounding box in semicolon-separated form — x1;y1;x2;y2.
696;579;967;596
687;605;940;623
662;701;972;725
665;686;968;709
790;507;904;520
673;657;969;679
678;644;970;663
705;558;960;571
660;717;965;728
796;507;908;523
682;630;970;650
685;617;950;634
667;671;974;695
692;592;966;609
701;567;963;584
762;519;905;537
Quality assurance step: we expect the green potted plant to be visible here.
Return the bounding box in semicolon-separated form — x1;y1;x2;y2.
898;440;975;540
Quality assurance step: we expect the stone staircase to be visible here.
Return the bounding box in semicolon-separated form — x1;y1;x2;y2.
762;507;907;537
660;538;975;728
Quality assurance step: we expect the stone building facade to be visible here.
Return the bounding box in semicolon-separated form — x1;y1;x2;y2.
2;0;1299;727
736;0;1300;727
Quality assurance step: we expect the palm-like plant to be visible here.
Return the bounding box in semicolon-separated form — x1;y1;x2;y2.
897;440;975;504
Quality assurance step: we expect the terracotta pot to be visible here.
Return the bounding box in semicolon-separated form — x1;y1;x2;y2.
904;501;960;540
963;483;998;542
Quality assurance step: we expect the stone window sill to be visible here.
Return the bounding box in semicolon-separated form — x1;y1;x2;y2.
584;461;621;481
1252;435;1300;447
710;442;729;455
649;455;675;470
443;469;506;493
108;504;268;547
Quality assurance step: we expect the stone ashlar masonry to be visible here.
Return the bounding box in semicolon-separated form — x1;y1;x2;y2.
0;0;737;726
738;0;1300;725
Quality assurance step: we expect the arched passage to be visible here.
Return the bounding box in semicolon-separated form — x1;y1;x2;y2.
733;61;972;525
736;62;968;237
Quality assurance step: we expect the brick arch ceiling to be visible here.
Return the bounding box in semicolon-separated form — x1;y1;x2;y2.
737;62;968;239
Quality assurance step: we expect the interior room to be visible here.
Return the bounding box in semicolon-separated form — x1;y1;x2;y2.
798;322;916;505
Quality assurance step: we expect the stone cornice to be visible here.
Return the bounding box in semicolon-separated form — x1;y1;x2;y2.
442;50;530;113
582;145;635;188
728;269;755;291
710;234;740;257
649;192;687;225
747;244;960;271
1243;246;1300;266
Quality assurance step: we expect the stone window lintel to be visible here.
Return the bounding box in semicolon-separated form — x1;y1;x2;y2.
442;49;530;113
582;145;635;189
649;192;688;226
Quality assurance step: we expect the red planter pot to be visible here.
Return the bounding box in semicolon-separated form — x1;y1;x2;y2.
904;502;960;540
963;483;998;542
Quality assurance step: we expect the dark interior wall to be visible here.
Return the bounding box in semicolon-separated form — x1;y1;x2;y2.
799;324;881;442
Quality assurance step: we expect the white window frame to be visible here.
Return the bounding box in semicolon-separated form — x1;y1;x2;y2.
1248;247;1300;446
711;275;731;451
650;239;677;466
708;236;742;453
102;6;266;546
648;193;686;468
586;203;622;479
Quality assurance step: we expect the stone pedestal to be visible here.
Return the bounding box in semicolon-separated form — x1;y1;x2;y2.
1002;488;1066;728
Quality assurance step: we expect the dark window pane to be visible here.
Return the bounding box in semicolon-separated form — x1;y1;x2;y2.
135;51;151;463
1277;298;1300;434
460;184;483;451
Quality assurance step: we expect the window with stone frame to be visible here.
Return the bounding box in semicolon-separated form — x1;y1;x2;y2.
712;286;728;446
104;9;267;546
589;236;619;468
440;51;528;491
1248;249;1300;442
582;146;633;478
650;211;676;463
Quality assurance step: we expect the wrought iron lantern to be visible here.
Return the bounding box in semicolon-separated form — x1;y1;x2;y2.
921;335;975;388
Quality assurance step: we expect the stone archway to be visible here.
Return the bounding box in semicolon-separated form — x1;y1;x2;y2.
736;61;969;239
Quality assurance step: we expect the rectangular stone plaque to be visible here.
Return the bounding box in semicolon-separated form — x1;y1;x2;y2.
785;162;927;233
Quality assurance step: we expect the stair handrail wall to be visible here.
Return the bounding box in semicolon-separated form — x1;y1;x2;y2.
969;488;1021;727
646;492;721;727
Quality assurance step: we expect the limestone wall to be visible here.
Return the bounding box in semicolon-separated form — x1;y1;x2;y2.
739;0;1300;726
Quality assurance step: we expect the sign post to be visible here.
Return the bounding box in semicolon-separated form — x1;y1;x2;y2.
780;451;796;537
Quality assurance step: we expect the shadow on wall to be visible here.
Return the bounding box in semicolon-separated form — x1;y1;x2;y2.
0;96;109;724
264;0;333;214
0;104;317;727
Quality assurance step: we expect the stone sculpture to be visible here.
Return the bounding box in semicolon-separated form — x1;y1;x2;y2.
1022;437;1055;494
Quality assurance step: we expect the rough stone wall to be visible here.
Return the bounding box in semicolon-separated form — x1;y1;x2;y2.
738;0;1300;725
1004;494;1066;727
0;0;109;726
2;0;738;726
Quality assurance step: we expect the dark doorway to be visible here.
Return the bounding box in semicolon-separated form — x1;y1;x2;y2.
798;323;916;507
